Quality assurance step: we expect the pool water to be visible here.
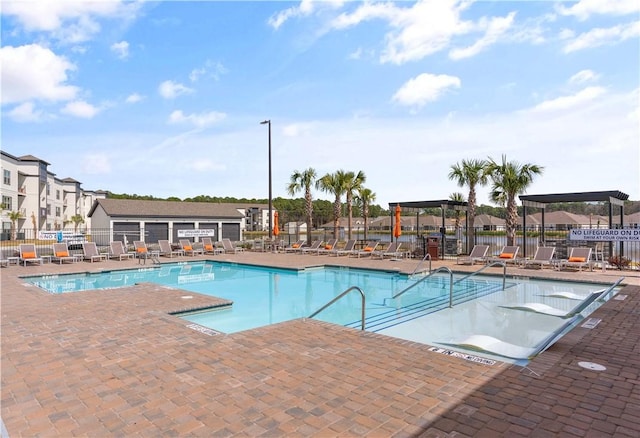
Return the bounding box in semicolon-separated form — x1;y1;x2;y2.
24;261;620;364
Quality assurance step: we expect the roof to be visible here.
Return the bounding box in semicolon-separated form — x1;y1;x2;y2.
389;200;468;210
519;190;629;205
89;198;246;219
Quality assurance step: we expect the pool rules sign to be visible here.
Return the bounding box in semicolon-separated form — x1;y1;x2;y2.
569;229;640;242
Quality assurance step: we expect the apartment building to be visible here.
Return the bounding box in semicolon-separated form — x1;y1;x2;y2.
1;151;106;238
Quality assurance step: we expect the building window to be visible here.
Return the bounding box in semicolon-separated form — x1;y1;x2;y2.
47;183;51;196
56;190;60;200
55;207;61;217
3;169;10;185
1;196;11;210
47;204;51;215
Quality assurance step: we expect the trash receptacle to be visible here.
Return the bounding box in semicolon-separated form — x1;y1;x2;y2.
427;235;440;260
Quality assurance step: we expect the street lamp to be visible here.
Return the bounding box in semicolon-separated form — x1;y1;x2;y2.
260;119;272;240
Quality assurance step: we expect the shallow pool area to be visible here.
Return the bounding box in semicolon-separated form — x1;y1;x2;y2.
22;260;621;363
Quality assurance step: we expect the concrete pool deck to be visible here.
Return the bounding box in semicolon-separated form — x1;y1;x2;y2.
1;252;639;436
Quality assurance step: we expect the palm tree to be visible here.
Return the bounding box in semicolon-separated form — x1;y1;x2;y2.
356;187;376;241
343;170;366;240
7;210;23;240
70;214;85;233
449;192;466;245
486;155;544;246
316;170;349;240
287;168;317;244
448;159;488;248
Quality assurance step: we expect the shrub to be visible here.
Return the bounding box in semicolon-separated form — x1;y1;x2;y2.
608;256;630;270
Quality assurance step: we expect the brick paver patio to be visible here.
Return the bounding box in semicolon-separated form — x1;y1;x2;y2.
2;252;639;436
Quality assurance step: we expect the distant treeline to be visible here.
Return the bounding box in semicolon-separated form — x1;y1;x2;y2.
106;192;639;224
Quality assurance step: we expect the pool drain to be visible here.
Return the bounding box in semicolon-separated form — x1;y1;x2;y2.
578;361;606;371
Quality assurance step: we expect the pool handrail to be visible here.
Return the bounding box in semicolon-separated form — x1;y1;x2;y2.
598;277;625;301
386;266;455;308
308;286;366;331
453;261;508;291
410;253;432;278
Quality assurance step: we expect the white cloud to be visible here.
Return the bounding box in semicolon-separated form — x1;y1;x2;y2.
569;69;599;84
282;123;314;137
563;21;640;53
392;73;461;108
61;100;100;119
125;93;144;103
189;60;228;82
449;12;516;60
158;80;194;99
110;41;130;59
82;153;111;174
167;110;226;128
189;159;226;172
7;102;45;123
0;44;78;104
2;0;141;43
556;0;640;21
268;0;344;29
531;86;606;112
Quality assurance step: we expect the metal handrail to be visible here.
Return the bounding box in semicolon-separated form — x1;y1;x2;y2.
386;266;455;307
599;277;625;301
308;286;366;331
453;261;508;290
410;253;432;278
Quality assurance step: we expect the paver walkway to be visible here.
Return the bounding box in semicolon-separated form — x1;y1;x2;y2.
1;252;639;436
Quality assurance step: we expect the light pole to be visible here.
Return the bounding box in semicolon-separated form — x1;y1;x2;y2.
260;120;272;240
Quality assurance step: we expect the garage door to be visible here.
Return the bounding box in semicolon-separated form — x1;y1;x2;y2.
221;223;240;241
113;222;141;244
173;222;195;242
145;223;169;243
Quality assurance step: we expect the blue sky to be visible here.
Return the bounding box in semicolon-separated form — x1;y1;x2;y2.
2;0;639;208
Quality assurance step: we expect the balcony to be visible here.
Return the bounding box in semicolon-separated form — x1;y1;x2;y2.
17;187;26;196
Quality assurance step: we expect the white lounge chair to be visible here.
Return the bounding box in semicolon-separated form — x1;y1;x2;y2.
352;241;379;258
52;242;79;264
179;239;204;256
329;239;356;257
19;243;43;266
109;241;135;261
557;247;593;272
372;242;405;259
301;240;323;255
283;240;305;253
201;237;222;255
486;245;520;265
316;239;338;256
456;245;489;265
82;242;107;263
158;240;184;258
521;247;556;270
499;289;604;318
220;238;245;254
439;315;579;360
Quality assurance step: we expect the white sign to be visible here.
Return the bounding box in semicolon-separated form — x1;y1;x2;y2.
177;229;216;238
38;231;86;243
569;229;640;242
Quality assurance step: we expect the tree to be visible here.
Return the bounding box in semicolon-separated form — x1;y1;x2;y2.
7;210;23;240
448;159;489;248
70;214;85;232
449;192;466;243
343;170;366;240
287;168;317;244
317;170;349;240
356;187;376;241
486;155;544;246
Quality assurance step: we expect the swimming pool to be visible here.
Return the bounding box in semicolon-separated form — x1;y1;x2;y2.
23;261;621;363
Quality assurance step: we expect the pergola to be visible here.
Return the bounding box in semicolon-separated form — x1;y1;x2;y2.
388;200;468;257
519;190;629;258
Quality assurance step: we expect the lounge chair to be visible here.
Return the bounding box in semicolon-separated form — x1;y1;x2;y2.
179;239;204;256
283;240;305;253
134;241;160;264
352;241;379;258
439;315;579;360
201;237;223;255
316;239;338;256
52;242;79;264
220;238;245;254
521;247;556;270
82;242;107;263
486;245;520;264
557;247;593;272
330;239;357;257
108;241;135;261
158;240;184;258
499;289;604;318
372;242;405;260
456;245;489;265
19;243;43;266
301;240;323;255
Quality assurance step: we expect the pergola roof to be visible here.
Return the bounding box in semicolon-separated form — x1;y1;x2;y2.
519;190;628;206
389;200;468;210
